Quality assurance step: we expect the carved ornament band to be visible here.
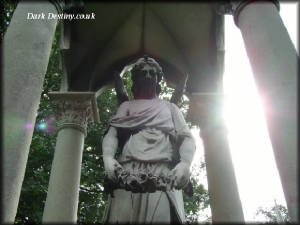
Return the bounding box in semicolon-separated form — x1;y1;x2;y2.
56;123;87;136
232;0;280;27
217;0;280;27
49;0;65;14
49;92;99;136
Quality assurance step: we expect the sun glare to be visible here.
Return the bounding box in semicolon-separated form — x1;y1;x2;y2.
221;5;297;219
189;3;297;222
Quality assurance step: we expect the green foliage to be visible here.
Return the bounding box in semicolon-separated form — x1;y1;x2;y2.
1;0;18;39
256;203;290;223
184;163;210;223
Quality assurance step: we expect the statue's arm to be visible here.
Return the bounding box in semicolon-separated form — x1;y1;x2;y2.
172;135;196;189
178;135;196;165
169;103;196;188
102;126;122;181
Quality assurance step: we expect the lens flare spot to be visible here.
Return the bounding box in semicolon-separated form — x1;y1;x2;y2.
37;122;47;130
35;116;55;134
25;123;33;130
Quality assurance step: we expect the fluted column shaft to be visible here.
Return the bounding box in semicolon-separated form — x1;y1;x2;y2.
188;93;244;223
228;1;298;221
3;1;60;223
42;92;99;223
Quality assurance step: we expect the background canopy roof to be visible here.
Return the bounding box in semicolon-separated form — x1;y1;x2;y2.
62;2;224;94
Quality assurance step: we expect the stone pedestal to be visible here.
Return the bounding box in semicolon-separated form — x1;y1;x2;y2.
229;1;298;221
3;1;60;223
188;93;244;223
42;92;99;223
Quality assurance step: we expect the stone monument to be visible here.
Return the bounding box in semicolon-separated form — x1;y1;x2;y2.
101;56;196;223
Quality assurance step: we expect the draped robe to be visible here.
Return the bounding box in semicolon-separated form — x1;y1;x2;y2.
102;98;194;223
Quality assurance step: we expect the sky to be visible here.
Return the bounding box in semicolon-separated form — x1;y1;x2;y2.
190;3;298;222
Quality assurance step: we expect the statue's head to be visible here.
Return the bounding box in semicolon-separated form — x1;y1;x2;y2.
131;56;164;99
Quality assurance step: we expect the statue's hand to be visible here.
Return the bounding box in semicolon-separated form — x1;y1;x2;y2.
103;157;123;182
169;161;191;189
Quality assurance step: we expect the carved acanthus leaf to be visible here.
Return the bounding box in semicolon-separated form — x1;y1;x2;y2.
51;99;93;130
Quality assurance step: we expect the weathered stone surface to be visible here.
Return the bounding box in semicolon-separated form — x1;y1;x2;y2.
102;57;196;223
188;93;245;222
42;92;98;223
49;92;99;135
3;2;58;222
237;2;298;222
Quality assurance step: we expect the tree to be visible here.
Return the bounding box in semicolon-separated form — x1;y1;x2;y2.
255;201;290;223
0;0;19;39
4;2;210;223
184;163;210;223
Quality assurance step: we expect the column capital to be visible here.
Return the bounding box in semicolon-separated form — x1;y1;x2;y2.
216;0;280;27
49;0;85;14
49;0;65;14
187;93;226;133
49;92;100;136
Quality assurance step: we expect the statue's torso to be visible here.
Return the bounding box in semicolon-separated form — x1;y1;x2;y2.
111;99;175;162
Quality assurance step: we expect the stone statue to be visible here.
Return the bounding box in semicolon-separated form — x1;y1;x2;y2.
102;56;196;223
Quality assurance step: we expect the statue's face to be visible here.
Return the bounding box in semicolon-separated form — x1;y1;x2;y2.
131;63;159;90
131;63;159;99
134;64;158;84
131;57;162;99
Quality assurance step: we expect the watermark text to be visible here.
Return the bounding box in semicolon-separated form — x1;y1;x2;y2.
27;12;95;21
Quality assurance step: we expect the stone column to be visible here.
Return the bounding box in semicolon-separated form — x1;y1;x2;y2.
188;93;244;223
42;92;99;223
224;1;298;222
3;1;61;223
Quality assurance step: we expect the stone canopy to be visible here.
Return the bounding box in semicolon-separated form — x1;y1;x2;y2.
61;2;224;94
